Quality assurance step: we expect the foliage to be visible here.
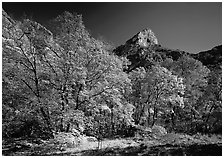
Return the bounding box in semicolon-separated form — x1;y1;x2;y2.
129;65;185;127
166;55;214;133
44;12;134;135
195;69;222;134
2;11;134;139
171;55;210;105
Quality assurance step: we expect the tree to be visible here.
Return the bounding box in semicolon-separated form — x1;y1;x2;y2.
2;17;54;138
3;11;135;139
40;11;134;135
128;67;146;125
129;65;185;127
171;55;210;106
169;55;210;131
196;69;222;133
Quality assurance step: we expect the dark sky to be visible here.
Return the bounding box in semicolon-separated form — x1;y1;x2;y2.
3;2;222;53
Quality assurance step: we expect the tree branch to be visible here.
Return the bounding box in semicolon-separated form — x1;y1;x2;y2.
21;78;38;97
43;54;59;77
47;46;62;58
18;45;35;71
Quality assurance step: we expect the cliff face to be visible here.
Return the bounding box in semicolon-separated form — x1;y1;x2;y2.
2;9;62;62
2;9;30;54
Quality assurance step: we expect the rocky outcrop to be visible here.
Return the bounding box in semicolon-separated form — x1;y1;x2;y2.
126;28;158;48
114;28;159;72
114;28;158;56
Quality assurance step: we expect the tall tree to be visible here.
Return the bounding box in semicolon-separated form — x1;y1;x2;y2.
2;17;54;137
42;11;134;134
129;65;185;127
171;55;210;120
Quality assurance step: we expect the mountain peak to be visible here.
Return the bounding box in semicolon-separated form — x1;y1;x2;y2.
113;28;159;72
126;28;158;48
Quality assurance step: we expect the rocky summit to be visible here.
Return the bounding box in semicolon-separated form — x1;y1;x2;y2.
114;28;158;56
114;28;159;71
126;28;158;48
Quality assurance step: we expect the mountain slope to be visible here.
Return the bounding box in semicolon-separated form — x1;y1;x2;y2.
191;45;222;70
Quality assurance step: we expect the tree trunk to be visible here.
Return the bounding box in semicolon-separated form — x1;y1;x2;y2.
111;107;114;137
205;105;215;123
60;118;64;132
40;107;53;137
66;123;70;132
151;107;157;127
75;83;83;110
147;108;151;127
171;107;176;128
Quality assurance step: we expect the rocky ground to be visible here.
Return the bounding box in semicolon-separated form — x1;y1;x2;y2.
2;133;222;156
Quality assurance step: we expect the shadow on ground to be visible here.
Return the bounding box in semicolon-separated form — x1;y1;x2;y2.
49;143;222;156
3;134;222;156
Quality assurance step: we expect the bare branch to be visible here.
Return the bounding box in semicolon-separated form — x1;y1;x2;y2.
47;46;62;58
21;78;38;97
17;33;25;40
43;54;59;77
19;61;33;71
18;45;35;71
90;86;113;99
86;65;110;85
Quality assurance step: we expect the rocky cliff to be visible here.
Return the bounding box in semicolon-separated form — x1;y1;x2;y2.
113;28;160;72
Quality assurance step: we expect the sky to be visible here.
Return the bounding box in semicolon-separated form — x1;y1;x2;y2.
3;2;222;53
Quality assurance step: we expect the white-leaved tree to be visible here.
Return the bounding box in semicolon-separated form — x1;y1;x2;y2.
41;11;134;135
130;65;185;127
